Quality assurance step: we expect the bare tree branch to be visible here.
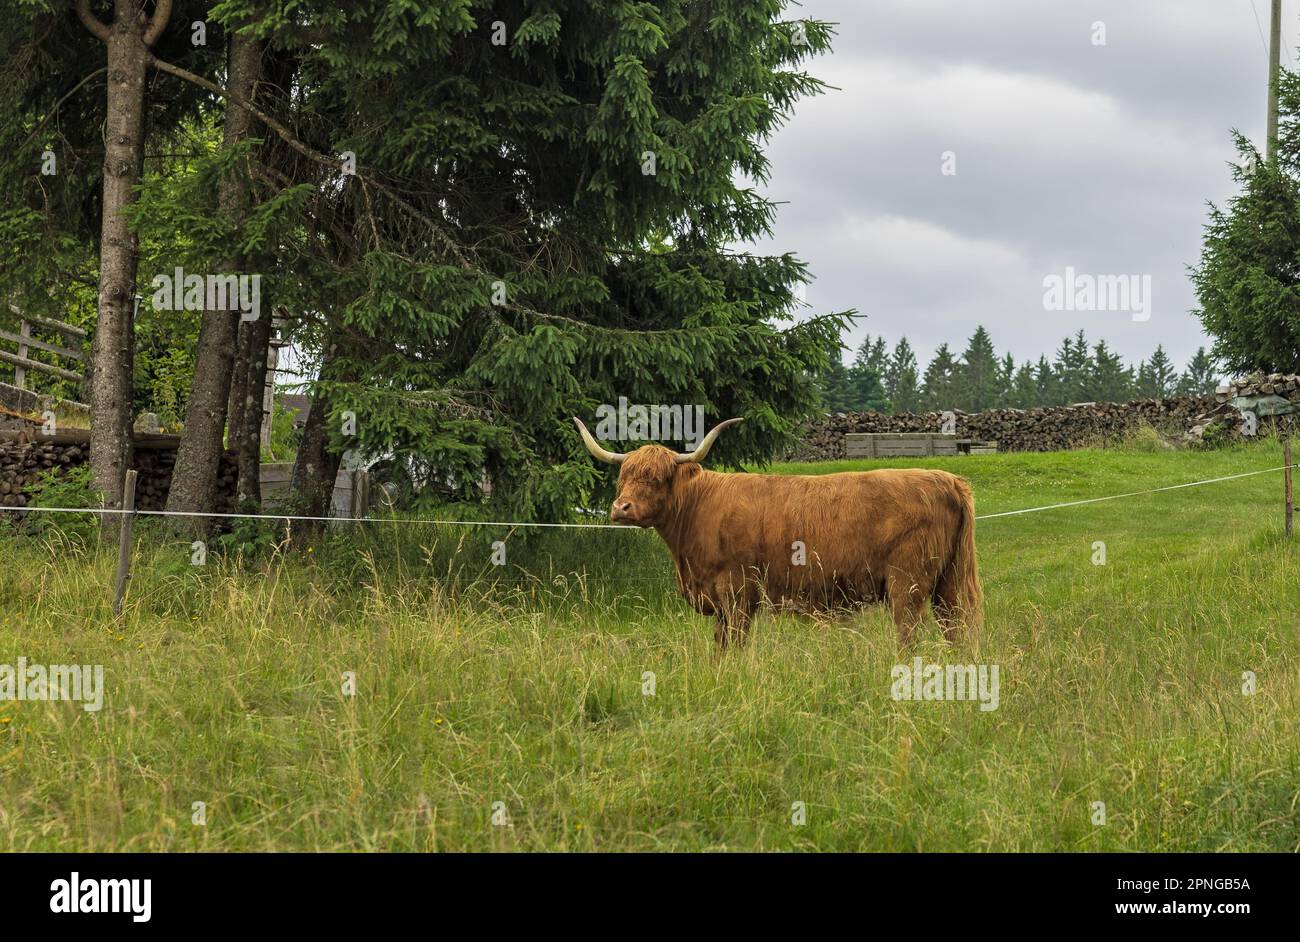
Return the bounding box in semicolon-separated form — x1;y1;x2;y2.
142;0;173;48
148;54;339;175
74;0;110;44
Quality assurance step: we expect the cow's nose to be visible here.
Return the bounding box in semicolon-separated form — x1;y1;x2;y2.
612;500;632;518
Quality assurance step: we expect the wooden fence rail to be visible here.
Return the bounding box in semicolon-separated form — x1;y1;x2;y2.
2;304;86;390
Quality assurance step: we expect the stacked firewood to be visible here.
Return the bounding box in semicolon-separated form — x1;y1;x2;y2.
1183;373;1300;442
787;396;1219;461
0;441;78;507
0;438;236;512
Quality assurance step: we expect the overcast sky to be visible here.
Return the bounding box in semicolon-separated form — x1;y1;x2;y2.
744;0;1298;373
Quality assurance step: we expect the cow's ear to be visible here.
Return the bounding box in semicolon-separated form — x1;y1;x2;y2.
674;462;702;483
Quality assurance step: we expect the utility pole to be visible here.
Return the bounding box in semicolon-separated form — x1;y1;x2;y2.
1268;0;1282;160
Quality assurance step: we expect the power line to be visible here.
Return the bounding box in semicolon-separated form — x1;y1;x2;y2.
1251;0;1270;55
1242;0;1284;66
1268;0;1282;158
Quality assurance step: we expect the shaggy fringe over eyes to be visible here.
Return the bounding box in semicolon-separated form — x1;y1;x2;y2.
619;446;681;484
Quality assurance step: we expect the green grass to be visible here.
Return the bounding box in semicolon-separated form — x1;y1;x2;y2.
0;438;1297;851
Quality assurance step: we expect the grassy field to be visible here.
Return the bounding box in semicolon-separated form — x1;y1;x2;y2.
1;436;1297;851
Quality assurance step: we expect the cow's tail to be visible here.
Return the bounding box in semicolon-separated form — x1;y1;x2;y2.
936;479;983;638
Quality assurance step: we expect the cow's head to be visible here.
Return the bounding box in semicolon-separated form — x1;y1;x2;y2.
573;416;744;527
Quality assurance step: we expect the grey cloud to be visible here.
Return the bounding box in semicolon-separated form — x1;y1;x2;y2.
747;0;1293;371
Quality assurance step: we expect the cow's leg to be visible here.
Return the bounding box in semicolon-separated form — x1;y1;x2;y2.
887;572;926;645
931;578;964;644
713;578;757;649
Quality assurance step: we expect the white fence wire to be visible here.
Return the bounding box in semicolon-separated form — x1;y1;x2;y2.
2;463;1293;526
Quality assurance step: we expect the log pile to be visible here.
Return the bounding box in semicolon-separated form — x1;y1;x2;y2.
129;447;238;512
0;437;236;512
1184;372;1300;442
1216;372;1300;400
0;440;79;508
786;396;1219;461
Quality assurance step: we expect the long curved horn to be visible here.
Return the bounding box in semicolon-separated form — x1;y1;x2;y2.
676;417;744;463
572;417;626;464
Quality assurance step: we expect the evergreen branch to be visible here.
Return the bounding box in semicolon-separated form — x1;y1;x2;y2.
148;54;480;270
20;68;106;151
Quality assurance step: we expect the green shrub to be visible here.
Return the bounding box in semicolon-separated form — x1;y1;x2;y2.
25;463;100;541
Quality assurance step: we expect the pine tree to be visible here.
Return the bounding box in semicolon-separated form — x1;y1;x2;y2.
3;1;852;522
1034;356;1059;407
1177;347;1219;395
886;338;922;414
1053;331;1093;404
1136;345;1177;398
953;326;1000;411
1009;362;1038;408
922;344;960;412
818;355;855;412
1192;73;1300;375
996;351;1016;407
849;335;891;412
1086;340;1135;403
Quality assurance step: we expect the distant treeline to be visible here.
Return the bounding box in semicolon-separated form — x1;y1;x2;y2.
817;327;1218;415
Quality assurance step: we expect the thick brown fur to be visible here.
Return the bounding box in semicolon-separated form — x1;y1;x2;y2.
610;446;983;647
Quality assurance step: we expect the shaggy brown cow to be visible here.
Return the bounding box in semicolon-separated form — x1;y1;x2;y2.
575;416;982;647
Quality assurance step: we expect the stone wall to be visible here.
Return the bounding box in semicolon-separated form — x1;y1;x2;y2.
0;382;90;429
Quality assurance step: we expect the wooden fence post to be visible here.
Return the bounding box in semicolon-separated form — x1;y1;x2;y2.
112;469;138;616
14;319;30;389
351;469;370;525
1286;437;1293;539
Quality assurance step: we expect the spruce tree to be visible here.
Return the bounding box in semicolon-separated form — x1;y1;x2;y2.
1087;340;1135;403
995;352;1016;407
6;1;852;521
848;335;890;412
956;326;1000;411
1009;361;1038;408
1034;356;1059;407
1192;72;1300;375
854;335;890;377
921;343;960;411
891;362;921;414
1177;347;1218;395
817;355;854;412
1053;331;1092;404
1136;345;1177;398
886;337;921;414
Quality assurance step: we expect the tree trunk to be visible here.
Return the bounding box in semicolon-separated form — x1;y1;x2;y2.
291;345;347;524
234;307;274;507
165;33;262;530
227;318;253;448
81;0;157;523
